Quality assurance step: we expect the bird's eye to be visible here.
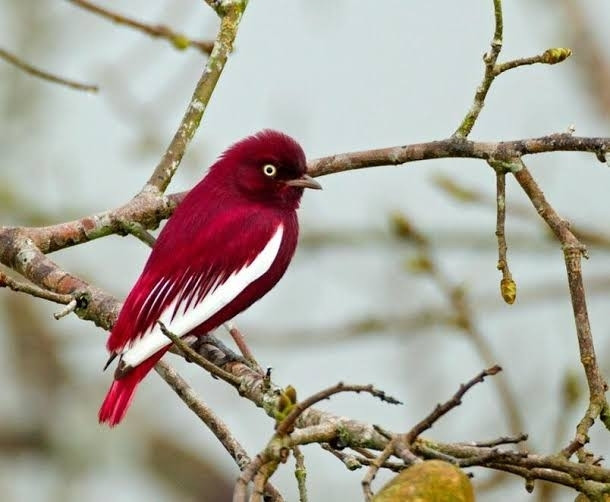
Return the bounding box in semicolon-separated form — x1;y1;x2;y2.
262;164;277;177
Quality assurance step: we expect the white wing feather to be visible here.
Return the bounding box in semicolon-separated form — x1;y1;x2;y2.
121;225;284;368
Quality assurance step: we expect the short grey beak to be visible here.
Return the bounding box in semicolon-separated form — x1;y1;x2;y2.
285;174;322;190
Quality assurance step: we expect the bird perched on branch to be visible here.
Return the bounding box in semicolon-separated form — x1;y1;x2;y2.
99;130;321;426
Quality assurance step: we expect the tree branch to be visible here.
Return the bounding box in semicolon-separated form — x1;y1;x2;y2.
143;1;247;193
511;159;610;452
307;134;609;178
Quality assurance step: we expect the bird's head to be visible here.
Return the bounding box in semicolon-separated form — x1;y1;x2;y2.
212;130;321;209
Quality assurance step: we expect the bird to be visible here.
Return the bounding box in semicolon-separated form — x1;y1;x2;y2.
98;130;321;426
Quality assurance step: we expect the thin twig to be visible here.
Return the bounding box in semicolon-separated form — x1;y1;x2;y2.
493;169;516;304
456;449;526;468
53;299;78;320
158;321;241;387
118;220;156;247
67;0;214;54
224;322;263;373
0;47;98;92
415;444;460;464
458;433;529;448
362;436;404;500
275;383;401;437
453;0;504;137
496;48;572;74
0;270;73;305
322;444;363;470
321;444;404;473
419;440;610;485
406;365;502;442
293;446;308;502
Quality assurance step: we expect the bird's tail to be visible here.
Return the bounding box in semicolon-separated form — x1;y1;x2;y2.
98;348;168;426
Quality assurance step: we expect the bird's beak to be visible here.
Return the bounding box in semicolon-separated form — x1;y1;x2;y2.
285;174;322;190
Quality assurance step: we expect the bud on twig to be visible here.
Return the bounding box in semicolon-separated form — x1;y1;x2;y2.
541;48;572;65
500;277;517;304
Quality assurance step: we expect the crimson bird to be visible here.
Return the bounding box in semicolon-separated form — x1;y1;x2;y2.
99;130;321;426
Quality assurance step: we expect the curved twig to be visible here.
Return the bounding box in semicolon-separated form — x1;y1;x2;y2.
0;47;98;92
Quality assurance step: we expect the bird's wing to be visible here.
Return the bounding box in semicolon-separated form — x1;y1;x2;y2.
107;207;287;371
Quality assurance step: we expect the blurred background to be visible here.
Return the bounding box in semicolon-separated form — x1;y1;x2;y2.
1;1;609;500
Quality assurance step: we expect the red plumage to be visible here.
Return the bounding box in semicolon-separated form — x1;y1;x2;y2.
99;130;321;426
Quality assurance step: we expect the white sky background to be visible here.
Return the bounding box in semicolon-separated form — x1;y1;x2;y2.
1;1;610;501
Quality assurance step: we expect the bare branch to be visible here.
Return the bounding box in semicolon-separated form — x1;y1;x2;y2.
512;159;610;449
53;298;78;320
491;168;516;304
321;444;404;473
224;321;263;373
158;321;241;387
496;48;572;74
407;365;502;443
67;0;214;54
0;270;72;305
275;382;401;437
457;433;529;448
118;220;156;247
0;47;97;92
307;135;610;178
453;0;503;137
